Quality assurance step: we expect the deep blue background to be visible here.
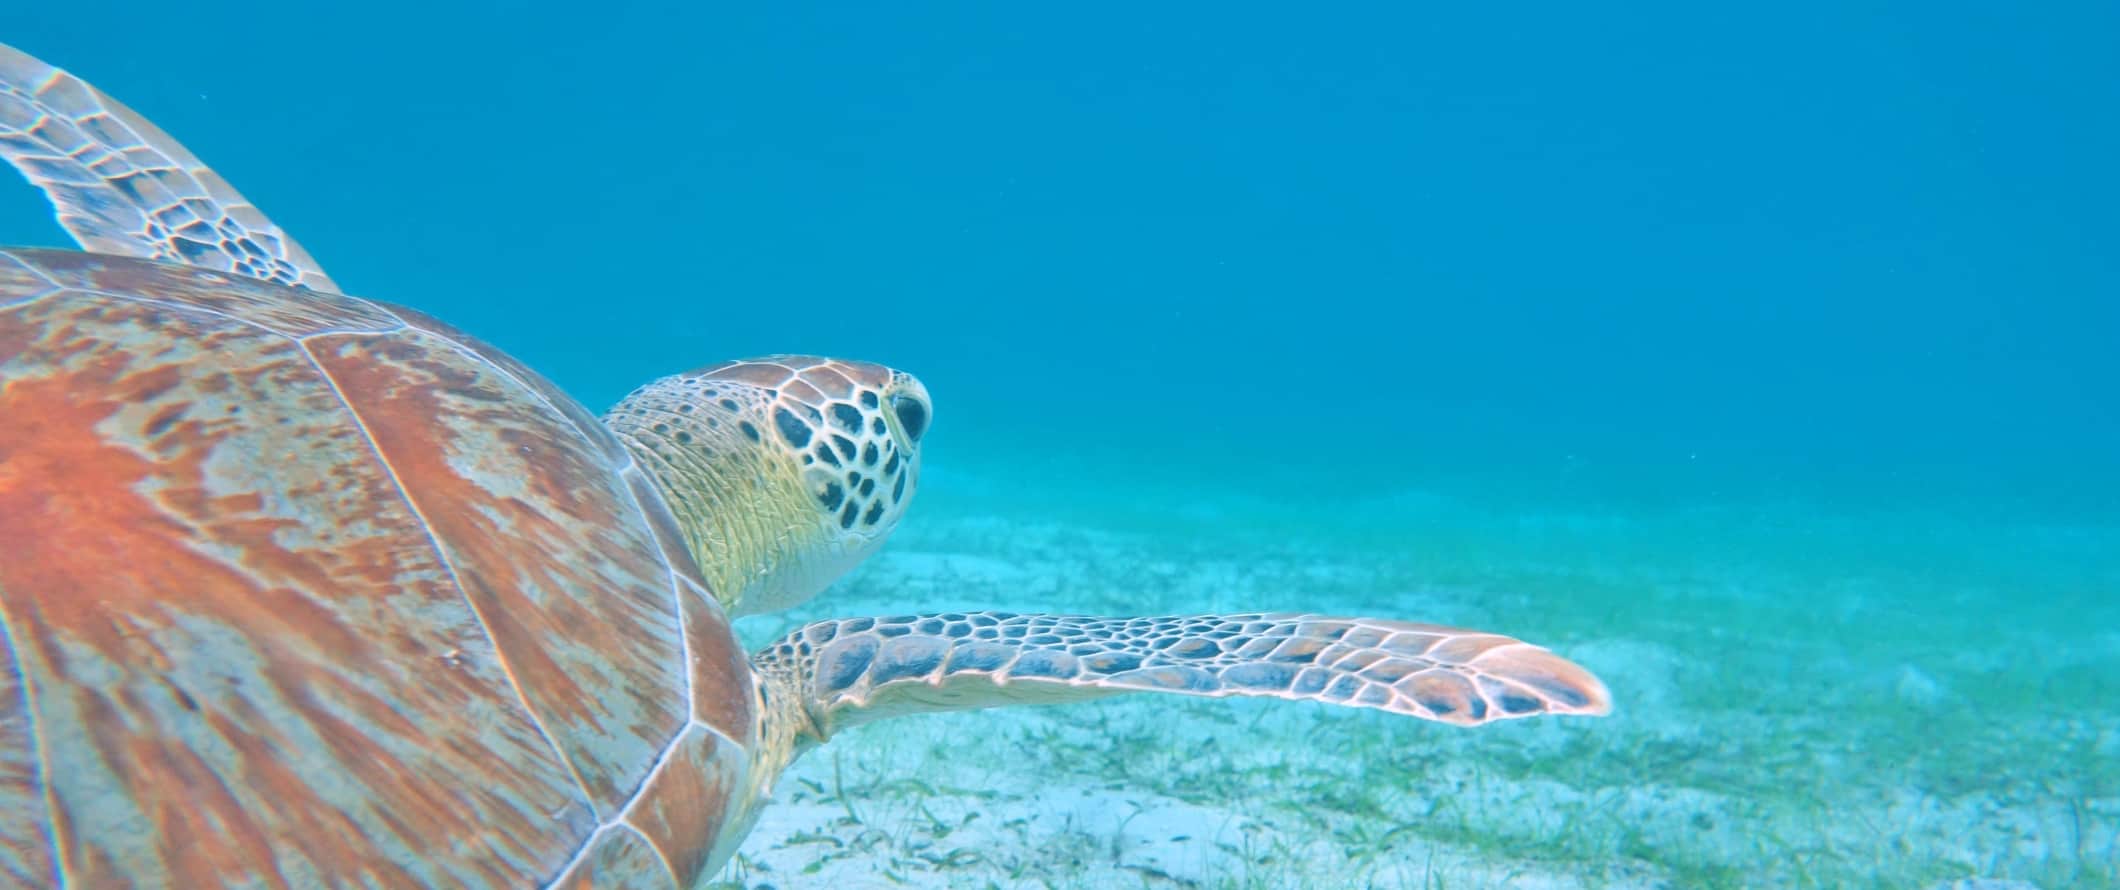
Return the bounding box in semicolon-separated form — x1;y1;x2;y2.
6;2;2115;512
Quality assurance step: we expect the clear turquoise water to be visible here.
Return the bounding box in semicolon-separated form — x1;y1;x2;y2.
6;3;2117;887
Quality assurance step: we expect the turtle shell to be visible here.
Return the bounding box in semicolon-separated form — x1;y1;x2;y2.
0;247;756;888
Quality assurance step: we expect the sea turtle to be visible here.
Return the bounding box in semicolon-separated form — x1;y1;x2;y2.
0;43;1610;888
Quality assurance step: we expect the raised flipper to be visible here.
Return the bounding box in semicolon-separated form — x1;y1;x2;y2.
0;43;337;291
753;612;1610;744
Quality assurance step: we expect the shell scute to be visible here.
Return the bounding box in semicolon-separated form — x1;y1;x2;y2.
0;249;55;309
383;301;629;467
620;723;748;889
549;828;672;890
0;285;592;885
304;323;689;820
0;251;754;885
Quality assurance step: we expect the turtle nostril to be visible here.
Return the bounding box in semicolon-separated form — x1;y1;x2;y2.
890;395;928;442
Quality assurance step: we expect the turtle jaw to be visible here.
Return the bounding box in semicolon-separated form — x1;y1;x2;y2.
603;355;928;617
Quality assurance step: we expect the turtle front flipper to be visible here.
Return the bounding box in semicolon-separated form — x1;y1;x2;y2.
753;612;1609;746
0;42;337;291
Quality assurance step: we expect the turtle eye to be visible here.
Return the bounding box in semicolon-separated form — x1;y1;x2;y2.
890;394;929;442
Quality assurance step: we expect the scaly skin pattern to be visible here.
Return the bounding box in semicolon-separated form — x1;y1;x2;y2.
0;248;756;889
605;356;929;617
727;612;1608;849
0;44;335;291
753;612;1611;742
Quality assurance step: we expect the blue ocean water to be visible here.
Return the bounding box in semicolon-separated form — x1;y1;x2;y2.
6;3;2117;887
9;2;2116;513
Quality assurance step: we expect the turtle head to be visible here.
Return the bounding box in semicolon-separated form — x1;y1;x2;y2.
604;355;930;617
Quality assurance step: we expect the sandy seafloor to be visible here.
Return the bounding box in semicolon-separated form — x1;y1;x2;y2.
707;463;2118;890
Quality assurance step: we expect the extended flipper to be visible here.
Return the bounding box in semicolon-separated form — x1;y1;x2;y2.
0;42;337;291
754;612;1609;743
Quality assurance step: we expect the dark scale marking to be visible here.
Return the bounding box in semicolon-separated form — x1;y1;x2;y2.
848;472;864;487
719;398;740;411
860;390;879;409
814;444;842;467
810;623;839;644
862;502;884;526
1128;666;1220;693
820;638;879;693
1382;636;1440;659
915;618;944;635
818;482;846;511
892;472;907;502
883;454;899;476
740;421;761;443
1167;638;1220;659
774;407;813;447
674;431;692;445
861;442;878;466
870;418;885;436
1325;675;1362;701
947;644;1012;673
838;500;858;529
875;624;911;638
833;436;856;461
1359;661;1413;683
843;618;875;633
1179;668;1223;693
1337;651;1383;672
1085;648;1153;669
1516;676;1593;709
1011;650;1081;680
858;479;876;498
1344;628;1386;648
1499;693;1544;715
869;641;947;685
830;403;862;431
1410;672;1478;717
